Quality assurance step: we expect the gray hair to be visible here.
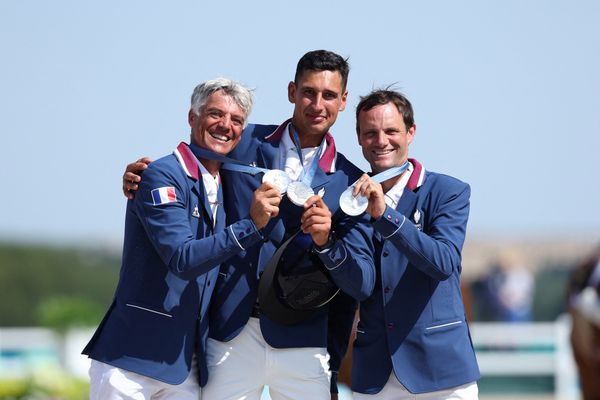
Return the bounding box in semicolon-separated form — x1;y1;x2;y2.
190;78;254;127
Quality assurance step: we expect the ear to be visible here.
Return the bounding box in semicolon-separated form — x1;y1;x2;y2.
339;90;348;112
287;81;296;104
407;124;416;145
188;109;196;127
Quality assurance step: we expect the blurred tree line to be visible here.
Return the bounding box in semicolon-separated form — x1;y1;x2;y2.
0;242;120;329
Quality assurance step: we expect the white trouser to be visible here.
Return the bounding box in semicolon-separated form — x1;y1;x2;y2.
353;372;478;400
89;359;200;400
202;317;331;400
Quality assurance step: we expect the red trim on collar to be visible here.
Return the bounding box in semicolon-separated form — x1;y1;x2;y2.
319;134;336;173
264;118;291;142
175;142;200;181
265;119;336;173
406;158;424;190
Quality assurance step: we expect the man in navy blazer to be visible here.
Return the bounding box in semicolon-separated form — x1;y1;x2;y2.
200;50;374;400
123;50;376;400
350;89;480;399
83;78;281;399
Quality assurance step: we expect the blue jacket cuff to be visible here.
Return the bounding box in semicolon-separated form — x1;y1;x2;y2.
228;219;263;251
373;205;407;239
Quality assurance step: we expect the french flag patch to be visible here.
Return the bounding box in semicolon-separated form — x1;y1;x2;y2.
151;187;177;205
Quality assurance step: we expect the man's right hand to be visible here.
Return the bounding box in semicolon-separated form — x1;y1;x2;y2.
250;182;281;229
353;173;386;220
123;157;152;199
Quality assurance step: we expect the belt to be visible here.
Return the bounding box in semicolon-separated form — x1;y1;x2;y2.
251;303;261;318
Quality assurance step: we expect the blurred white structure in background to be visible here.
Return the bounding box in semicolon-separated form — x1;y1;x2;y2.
0;317;580;399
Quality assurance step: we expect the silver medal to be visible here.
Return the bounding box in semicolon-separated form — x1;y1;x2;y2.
262;169;291;194
339;187;368;216
287;181;315;206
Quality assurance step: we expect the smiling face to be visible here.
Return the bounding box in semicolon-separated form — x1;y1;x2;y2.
188;89;246;155
288;70;347;147
357;102;416;174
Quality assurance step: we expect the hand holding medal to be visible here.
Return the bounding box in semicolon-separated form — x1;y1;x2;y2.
339;161;410;216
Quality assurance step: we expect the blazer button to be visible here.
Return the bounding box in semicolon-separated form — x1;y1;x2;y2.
383;251;389;257
387;322;395;330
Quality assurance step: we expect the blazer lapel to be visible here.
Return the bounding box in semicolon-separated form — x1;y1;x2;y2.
197;180;214;228
257;140;279;169
396;188;418;217
214;185;225;232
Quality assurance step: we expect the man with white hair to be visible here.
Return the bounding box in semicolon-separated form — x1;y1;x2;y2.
83;78;280;399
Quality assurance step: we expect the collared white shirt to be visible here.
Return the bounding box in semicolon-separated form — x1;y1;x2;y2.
197;161;221;225
383;162;414;209
277;123;331;180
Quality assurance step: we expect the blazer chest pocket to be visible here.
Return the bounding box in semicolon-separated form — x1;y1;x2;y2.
424;319;463;335
124;302;173;318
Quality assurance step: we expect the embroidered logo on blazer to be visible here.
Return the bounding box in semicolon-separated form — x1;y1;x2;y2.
413;209;423;231
192;205;200;218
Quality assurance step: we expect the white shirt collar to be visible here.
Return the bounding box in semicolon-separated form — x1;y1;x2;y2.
384;161;414;209
279;122;329;181
197;160;220;222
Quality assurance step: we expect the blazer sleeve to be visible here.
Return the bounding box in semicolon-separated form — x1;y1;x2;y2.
373;179;470;281
133;161;263;280
316;213;376;301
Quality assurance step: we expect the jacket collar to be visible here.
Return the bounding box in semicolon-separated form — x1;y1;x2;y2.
173;141;200;181
264;118;337;173
173;141;217;226
406;158;425;190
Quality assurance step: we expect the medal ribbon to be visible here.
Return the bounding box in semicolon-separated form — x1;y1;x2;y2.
188;143;269;175
366;160;411;185
290;125;325;188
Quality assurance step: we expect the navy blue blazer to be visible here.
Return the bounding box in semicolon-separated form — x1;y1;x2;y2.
83;143;263;386
351;160;480;394
209;120;376;380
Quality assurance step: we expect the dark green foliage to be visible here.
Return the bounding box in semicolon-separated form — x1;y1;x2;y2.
0;243;120;327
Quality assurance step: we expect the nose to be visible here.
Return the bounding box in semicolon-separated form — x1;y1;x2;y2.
216;114;232;131
311;94;324;111
374;131;387;146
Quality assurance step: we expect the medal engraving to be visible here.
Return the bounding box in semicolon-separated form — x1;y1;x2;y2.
262;169;292;194
287;181;315;206
339;187;368;216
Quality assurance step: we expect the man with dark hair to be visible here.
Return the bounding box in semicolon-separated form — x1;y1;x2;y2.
84;78;281;399
123;50;375;399
348;89;480;399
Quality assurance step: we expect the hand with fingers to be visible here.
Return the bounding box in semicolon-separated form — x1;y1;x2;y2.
300;195;333;247
352;173;386;220
123;157;153;199
250;182;281;229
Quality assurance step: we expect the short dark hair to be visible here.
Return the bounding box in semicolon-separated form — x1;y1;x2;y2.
355;89;415;135
294;50;350;91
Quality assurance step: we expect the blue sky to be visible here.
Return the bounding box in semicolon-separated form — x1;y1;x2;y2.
1;0;599;245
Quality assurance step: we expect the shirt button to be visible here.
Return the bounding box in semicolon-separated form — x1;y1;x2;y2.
384;287;390;293
394;218;399;224
383;251;389;257
387;215;392;220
